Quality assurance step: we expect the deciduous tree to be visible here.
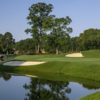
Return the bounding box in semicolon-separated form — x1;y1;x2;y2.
1;32;15;55
25;2;55;53
49;17;72;54
15;38;35;54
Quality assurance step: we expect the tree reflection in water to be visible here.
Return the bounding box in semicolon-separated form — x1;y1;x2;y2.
82;84;100;90
23;78;71;100
0;72;100;100
0;73;11;81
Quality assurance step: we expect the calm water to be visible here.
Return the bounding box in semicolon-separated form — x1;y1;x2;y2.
0;73;100;100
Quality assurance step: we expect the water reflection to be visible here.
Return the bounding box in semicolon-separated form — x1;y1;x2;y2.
0;72;100;100
0;72;24;81
0;73;11;81
82;84;100;90
23;78;71;100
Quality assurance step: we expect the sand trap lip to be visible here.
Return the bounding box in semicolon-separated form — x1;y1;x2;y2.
65;53;84;57
3;61;45;66
25;74;38;78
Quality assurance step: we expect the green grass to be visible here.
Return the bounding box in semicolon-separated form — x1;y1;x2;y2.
1;61;100;81
82;49;100;57
79;91;100;100
1;50;100;81
1;50;100;100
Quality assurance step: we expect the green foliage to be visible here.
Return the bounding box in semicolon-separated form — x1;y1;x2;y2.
0;33;3;43
0;34;3;53
23;78;70;100
25;2;55;53
45;28;100;53
44;34;56;53
25;2;74;54
1;32;15;54
15;38;35;54
68;28;100;52
45;17;72;54
69;37;80;52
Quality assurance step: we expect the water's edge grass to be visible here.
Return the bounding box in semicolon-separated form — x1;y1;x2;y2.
1;50;100;100
1;61;100;82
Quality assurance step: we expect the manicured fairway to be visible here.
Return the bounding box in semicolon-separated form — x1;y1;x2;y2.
1;50;100;100
1;50;100;81
11;55;100;65
11;50;100;65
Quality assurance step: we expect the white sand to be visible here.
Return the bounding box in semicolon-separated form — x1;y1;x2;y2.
3;61;45;66
25;74;38;78
65;53;84;57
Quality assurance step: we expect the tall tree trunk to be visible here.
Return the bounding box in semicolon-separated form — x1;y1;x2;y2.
7;50;8;55
56;47;58;55
37;28;41;54
56;45;59;55
35;42;37;53
76;43;77;52
37;44;39;53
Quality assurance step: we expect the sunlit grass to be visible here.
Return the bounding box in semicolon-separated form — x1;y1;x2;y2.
0;50;100;82
78;91;100;100
1;50;100;100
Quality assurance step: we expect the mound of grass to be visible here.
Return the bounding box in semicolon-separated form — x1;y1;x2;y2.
79;91;100;100
82;50;100;57
1;50;100;82
2;50;100;100
1;50;100;100
10;53;100;66
1;61;100;81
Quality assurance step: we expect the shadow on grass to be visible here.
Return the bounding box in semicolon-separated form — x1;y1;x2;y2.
1;69;100;90
0;57;100;90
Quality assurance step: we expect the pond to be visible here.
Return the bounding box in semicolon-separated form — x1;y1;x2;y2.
0;72;100;100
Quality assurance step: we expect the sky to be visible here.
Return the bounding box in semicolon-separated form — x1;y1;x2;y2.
0;0;100;42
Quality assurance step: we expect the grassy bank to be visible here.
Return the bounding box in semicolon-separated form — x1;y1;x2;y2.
1;50;100;81
82;49;100;57
79;91;100;100
1;50;100;100
1;61;100;81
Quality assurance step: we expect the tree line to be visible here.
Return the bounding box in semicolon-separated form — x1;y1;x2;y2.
1;28;100;55
15;28;100;54
25;2;72;54
24;2;100;54
1;2;100;55
70;28;100;52
0;32;15;55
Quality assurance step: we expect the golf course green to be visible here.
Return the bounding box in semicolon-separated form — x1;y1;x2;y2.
1;49;100;100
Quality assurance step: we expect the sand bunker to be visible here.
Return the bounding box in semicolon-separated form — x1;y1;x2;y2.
3;61;45;66
25;74;38;78
65;53;84;57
